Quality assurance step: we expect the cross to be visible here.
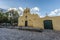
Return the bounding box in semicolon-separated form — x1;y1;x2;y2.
46;13;48;16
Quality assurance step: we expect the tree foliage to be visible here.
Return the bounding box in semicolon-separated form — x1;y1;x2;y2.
0;10;19;26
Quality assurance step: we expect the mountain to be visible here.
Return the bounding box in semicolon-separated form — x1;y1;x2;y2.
0;8;7;13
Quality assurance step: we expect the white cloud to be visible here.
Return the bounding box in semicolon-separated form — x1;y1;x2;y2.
18;7;24;16
7;7;45;18
40;15;45;18
31;7;45;18
7;7;24;16
48;9;60;17
31;7;40;15
32;7;39;11
31;7;40;13
8;8;17;11
19;7;23;11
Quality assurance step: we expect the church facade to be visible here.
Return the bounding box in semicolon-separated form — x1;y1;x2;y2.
18;8;60;31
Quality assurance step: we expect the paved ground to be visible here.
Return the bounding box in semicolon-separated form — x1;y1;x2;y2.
0;28;60;40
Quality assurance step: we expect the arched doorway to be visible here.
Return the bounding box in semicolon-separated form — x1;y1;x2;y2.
25;21;28;26
43;20;53;29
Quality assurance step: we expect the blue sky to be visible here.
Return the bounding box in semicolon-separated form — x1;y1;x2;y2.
0;0;60;17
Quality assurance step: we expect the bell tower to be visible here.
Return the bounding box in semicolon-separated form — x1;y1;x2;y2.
23;8;30;27
23;8;30;14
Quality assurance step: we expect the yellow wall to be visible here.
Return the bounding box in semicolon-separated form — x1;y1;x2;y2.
52;16;60;30
18;8;60;31
42;16;60;30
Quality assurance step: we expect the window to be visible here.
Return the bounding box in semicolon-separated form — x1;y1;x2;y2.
22;20;23;22
25;16;27;18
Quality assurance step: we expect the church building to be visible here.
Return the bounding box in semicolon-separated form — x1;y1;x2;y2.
18;8;60;31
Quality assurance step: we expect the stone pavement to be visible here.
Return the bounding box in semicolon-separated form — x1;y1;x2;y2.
0;28;60;40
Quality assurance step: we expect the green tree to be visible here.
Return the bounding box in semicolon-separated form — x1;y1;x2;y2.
7;10;19;25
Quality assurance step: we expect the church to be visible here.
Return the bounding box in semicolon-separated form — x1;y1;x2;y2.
18;8;60;31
